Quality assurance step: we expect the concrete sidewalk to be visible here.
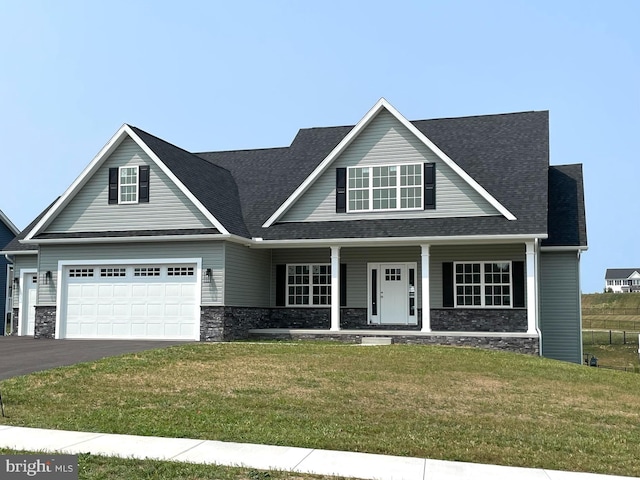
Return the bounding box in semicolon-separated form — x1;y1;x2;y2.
0;426;635;480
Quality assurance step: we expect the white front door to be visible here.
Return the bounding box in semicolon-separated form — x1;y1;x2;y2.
368;263;417;325
380;265;407;323
21;273;37;336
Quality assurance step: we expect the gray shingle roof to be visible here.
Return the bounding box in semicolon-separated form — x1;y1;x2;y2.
605;269;640;279
199;110;556;241
2;198;59;252
9;109;587;248
543;164;587;247
130;127;250;238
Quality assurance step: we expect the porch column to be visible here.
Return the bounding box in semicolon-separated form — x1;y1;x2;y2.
421;244;431;332
525;241;538;335
330;246;341;331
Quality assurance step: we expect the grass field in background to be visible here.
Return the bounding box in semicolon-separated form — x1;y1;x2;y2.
1;342;640;477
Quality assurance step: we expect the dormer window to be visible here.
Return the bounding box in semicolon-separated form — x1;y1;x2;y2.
108;165;150;204
119;166;138;203
347;163;424;212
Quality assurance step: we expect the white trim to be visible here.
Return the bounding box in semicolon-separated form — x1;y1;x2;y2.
284;263;332;307
0;251;38;255
17;268;37;336
55;257;202;341
540;245;588;252
248;234;547;249
525;241;538;335
262;98;516;227
24;124;230;241
330;247;340;331
0;209;20;236
421;245;431;332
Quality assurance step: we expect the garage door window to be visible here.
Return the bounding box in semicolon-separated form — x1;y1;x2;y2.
101;267;126;277
134;267;161;277
69;268;94;277
167;266;195;276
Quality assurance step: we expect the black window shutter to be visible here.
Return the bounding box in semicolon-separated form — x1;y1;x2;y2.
275;265;286;306
108;168;118;204
336;168;346;213
139;165;150;203
512;261;525;308
424;162;435;210
340;263;347;307
442;262;454;307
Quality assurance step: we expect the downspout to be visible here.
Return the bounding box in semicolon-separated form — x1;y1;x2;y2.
4;254;14;336
535;239;543;357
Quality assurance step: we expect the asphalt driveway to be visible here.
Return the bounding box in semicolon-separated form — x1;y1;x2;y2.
0;337;193;380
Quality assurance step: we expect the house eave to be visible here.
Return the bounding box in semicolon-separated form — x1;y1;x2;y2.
20;234;233;245
249;233;548;249
540;245;588;252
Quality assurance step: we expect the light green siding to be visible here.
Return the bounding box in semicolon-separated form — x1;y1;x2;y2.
37;241;223;306
540;251;582;364
46;137;213;233
12;255;38;309
224;243;271;307
282;110;498;222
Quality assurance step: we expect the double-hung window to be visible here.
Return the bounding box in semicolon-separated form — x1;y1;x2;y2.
455;262;512;307
287;264;331;306
108;165;150;205
119;166;138;204
347;164;422;212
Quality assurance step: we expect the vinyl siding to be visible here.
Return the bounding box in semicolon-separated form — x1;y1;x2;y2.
540;251;582;364
46;137;213;233
282;110;498;222
37;241;223;306
270;244;527;309
224;242;270;307
12;255;38;309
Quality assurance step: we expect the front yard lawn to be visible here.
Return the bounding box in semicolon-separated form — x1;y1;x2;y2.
1;342;639;477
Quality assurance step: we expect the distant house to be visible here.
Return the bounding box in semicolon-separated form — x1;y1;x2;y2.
0;209;19;334
1;99;588;363
605;269;640;293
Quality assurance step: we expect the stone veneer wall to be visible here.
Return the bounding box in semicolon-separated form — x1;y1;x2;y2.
430;309;527;332
34;306;56;339
200;306;269;342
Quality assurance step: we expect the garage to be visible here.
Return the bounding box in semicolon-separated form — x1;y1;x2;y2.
59;262;200;340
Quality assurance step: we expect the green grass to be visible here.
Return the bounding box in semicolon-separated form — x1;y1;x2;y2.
2;343;640;477
0;449;342;480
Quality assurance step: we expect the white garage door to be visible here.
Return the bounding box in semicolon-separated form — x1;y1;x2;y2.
61;263;199;340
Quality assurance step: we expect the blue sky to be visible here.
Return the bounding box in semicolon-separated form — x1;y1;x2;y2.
1;0;638;293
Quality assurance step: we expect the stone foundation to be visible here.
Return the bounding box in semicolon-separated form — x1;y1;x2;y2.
430;308;527;332
34;306;56;339
200;306;269;341
248;331;539;356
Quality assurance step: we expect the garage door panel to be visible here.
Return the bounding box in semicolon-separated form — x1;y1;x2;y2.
62;263;198;340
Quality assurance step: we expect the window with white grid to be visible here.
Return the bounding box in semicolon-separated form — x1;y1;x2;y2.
100;267;126;277
69;268;94;278
455;262;512;308
119;166;138;204
287;264;331;306
134;267;161;277
348;163;422;212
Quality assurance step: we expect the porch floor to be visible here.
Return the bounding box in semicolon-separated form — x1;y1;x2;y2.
248;328;537;338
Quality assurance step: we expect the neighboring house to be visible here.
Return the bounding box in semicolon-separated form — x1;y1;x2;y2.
0;210;19;335
604;269;640;293
1;99;588;363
